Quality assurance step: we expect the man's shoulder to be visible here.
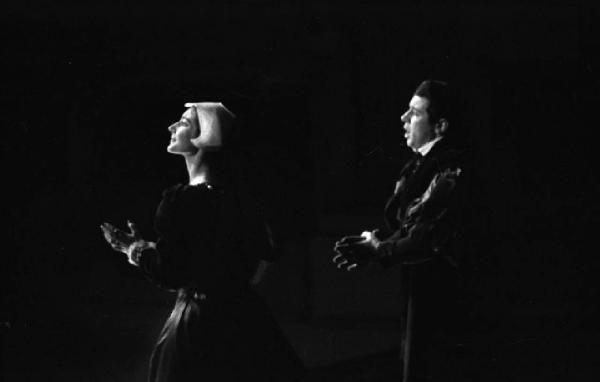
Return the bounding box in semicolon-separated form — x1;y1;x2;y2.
425;147;462;173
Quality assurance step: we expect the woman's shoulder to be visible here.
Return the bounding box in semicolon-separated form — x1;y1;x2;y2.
161;183;186;199
161;182;227;203
157;183;219;221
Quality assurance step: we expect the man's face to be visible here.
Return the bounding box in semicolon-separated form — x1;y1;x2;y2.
401;95;436;151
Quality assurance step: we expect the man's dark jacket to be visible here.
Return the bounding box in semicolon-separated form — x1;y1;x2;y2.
375;138;476;381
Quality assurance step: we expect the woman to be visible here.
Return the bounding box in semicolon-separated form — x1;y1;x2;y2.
100;102;303;381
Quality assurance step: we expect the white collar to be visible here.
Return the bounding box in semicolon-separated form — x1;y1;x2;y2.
417;136;443;157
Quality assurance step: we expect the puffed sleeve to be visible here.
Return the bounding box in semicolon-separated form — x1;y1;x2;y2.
377;167;463;266
244;213;279;263
137;185;194;290
233;188;279;263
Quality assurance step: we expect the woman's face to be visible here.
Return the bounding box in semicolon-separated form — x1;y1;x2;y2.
167;108;200;154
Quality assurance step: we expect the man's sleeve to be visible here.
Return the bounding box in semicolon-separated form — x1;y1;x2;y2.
377;167;463;267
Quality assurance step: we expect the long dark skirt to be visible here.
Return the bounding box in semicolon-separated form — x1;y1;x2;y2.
149;288;304;382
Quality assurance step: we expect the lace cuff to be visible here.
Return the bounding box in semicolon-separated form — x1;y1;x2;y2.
127;240;157;266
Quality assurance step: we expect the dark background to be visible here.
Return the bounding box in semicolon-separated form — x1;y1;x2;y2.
2;1;596;381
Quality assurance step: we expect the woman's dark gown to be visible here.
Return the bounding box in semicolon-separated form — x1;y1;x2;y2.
138;183;303;381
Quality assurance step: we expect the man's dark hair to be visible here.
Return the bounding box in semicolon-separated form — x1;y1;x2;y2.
413;79;455;126
414;79;468;146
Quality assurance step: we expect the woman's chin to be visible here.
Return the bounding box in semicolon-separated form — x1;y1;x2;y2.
167;144;180;154
167;146;198;156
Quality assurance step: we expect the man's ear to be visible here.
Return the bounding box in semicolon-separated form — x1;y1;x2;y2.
435;118;449;137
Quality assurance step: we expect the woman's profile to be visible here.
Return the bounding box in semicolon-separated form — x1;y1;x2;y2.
100;102;303;381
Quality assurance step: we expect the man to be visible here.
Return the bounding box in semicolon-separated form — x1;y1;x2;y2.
333;80;473;381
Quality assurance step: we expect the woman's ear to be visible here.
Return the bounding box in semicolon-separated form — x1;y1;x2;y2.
435;118;449;137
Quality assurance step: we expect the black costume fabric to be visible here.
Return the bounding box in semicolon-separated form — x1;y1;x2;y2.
376;139;474;381
138;183;303;381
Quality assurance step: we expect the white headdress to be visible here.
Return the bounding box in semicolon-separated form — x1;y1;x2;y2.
184;102;235;150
